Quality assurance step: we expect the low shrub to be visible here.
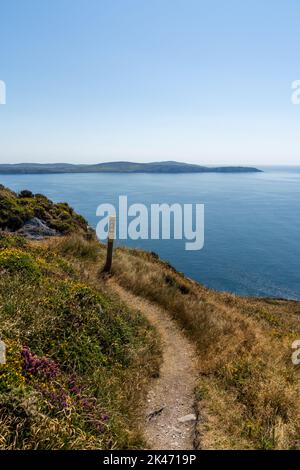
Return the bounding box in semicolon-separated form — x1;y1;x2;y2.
0;248;40;277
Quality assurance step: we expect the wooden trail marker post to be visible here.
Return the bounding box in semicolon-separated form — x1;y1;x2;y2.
0;340;6;365
102;215;116;273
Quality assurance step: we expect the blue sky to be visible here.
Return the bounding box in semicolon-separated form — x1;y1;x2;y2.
0;0;299;165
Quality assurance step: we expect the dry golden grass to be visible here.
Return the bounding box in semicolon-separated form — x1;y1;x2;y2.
106;246;300;450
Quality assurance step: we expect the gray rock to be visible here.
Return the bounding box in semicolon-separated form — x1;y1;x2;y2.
18;217;58;239
178;414;197;423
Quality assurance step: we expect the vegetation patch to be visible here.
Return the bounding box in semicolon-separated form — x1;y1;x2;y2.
0;248;40;277
0;185;88;234
0;233;160;449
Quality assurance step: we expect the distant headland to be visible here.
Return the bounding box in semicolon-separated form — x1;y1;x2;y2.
0;161;262;174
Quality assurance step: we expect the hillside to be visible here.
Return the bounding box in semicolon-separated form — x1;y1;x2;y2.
0;161;262;174
110;248;300;449
0;185;88;234
0;190;299;450
0;232;160;449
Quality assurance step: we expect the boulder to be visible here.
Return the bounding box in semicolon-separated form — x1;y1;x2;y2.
18;217;58;239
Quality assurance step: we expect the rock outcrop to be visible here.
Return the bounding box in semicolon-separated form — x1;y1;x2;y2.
18;217;58;239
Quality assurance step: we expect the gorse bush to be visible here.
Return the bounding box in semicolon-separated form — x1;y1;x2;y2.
0;248;40;277
0;232;27;248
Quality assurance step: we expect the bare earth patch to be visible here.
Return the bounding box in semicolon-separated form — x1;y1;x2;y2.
109;281;199;450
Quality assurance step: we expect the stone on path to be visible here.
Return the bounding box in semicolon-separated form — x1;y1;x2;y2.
178;414;197;423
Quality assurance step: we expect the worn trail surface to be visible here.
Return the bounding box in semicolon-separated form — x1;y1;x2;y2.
109;282;199;450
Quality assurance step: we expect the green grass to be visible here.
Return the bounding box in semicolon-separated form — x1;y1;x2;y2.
0;233;160;449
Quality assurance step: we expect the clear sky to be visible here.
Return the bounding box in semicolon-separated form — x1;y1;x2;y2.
0;0;299;166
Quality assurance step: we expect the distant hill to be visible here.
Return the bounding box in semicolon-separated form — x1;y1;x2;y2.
0;161;262;174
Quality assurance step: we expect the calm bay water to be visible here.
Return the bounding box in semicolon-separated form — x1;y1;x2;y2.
1;167;300;300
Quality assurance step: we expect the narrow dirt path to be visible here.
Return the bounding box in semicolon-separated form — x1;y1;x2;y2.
108;281;199;450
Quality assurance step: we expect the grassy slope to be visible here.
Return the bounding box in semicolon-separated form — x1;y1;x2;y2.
0;233;160;449
109;246;300;450
0;226;299;449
